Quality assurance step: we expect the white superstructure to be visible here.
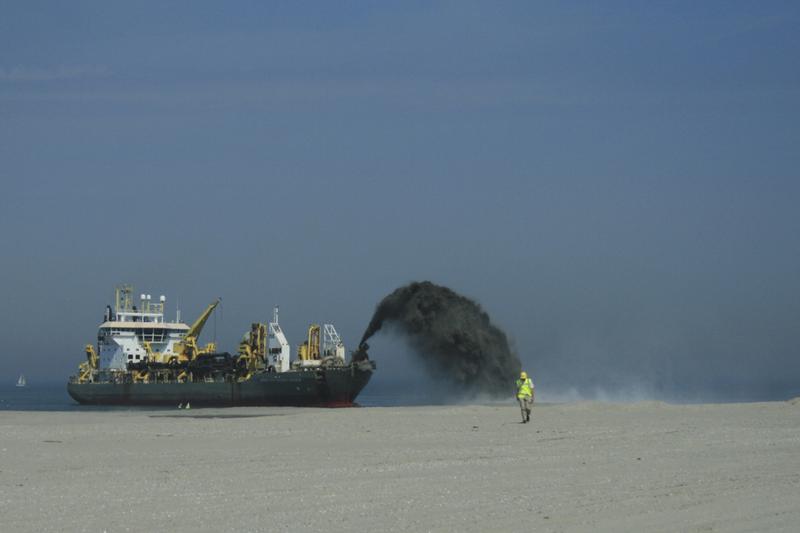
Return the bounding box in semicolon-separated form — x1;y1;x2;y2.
267;306;291;372
322;324;347;362
97;285;190;370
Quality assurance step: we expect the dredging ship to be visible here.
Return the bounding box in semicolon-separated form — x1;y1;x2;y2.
67;285;375;407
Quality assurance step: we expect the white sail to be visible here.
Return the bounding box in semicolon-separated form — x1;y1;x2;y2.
16;374;26;387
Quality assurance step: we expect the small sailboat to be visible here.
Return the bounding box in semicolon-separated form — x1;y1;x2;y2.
16;374;26;387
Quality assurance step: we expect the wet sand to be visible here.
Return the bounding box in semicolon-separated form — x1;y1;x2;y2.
2;401;799;532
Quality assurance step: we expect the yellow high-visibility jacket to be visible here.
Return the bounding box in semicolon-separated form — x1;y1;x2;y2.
516;378;533;399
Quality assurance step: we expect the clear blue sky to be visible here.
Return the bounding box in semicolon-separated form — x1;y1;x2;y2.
1;1;798;400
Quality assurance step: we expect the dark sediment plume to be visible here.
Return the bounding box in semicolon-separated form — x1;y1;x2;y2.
359;281;521;397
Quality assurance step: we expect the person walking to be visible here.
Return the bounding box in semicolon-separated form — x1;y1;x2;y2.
516;371;534;423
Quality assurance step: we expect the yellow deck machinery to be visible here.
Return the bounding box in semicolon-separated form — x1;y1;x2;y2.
297;324;321;362
77;344;99;383
293;323;346;368
132;299;219;382
237;323;268;380
168;299;220;365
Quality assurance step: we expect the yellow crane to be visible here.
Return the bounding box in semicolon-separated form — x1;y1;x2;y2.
77;344;99;383
237;322;268;380
169;299;220;365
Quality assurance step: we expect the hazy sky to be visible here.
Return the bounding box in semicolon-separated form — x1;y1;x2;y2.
1;1;798;400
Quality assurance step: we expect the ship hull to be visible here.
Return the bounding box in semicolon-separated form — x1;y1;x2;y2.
67;362;375;407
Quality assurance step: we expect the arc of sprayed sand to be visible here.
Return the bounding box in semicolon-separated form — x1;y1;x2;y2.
358;281;521;396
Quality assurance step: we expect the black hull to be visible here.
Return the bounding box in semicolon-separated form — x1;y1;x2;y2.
67;363;374;407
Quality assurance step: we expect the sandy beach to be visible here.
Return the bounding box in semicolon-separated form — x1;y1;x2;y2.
1;400;799;532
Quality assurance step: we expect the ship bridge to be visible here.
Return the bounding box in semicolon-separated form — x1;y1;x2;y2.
97;285;191;369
